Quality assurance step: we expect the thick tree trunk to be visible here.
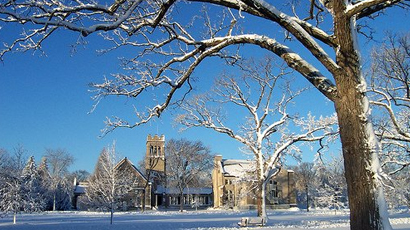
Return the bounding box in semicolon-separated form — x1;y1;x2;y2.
333;1;391;229
257;180;263;217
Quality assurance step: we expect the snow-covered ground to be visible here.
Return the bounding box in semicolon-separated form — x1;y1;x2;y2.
1;208;409;230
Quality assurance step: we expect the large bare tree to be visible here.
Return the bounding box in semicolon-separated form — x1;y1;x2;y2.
368;33;410;175
176;57;337;219
367;32;410;210
165;138;213;212
1;0;409;229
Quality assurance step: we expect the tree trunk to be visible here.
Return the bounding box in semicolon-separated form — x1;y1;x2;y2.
333;1;392;229
261;180;268;222
256;175;268;223
53;192;56;211
306;185;309;212
141;190;146;213
110;202;114;225
179;192;184;212
257;180;263;217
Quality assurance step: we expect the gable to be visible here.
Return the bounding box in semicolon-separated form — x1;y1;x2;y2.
115;157;148;182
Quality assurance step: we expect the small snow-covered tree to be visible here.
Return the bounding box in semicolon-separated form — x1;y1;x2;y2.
0;156;46;224
176;57;338;220
86;145;119;223
0;177;25;224
85;142;140;224
312;154;348;210
165;139;213;212
21;156;46;212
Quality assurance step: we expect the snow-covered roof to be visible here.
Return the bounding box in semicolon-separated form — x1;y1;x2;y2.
74;183;87;194
221;159;255;178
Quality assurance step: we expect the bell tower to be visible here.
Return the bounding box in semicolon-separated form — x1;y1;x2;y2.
145;134;165;173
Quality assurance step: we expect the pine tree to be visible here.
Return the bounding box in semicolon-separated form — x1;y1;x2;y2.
37;157;53;210
21;156;45;212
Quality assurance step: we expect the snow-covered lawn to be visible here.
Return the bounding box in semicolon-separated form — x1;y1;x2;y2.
1;209;409;230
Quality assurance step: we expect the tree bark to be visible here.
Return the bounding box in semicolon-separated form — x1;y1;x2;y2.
256;179;262;216
141;190;146;213
306;185;309;212
256;173;267;222
333;1;391;229
110;202;114;225
179;192;184;212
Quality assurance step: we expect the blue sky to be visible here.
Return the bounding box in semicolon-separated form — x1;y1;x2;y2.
0;4;408;173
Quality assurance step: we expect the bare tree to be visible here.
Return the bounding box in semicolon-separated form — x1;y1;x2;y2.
86;143;141;224
176;58;337;220
11;144;28;175
368;32;410;211
165;138;213;212
294;162;315;212
368;32;410;175
1;0;409;228
86;145;118;224
44;148;74;211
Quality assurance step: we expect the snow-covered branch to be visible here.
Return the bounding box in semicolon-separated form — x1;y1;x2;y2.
346;0;407;18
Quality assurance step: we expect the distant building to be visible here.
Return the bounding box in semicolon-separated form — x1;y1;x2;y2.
212;155;296;209
73;134;213;210
74;137;296;211
115;157;152;210
145;134;213;209
73;157;151;211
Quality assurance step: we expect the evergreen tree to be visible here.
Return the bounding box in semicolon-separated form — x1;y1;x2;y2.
21;156;46;212
0;156;46;224
37;157;53;210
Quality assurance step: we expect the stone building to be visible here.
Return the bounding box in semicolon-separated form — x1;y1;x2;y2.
114;157;152;210
73;157;151;211
145;134;213;208
74;136;296;211
212;155;296;209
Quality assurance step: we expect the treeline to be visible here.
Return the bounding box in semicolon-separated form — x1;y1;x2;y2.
0;145;89;223
293;156;348;211
293;154;410;211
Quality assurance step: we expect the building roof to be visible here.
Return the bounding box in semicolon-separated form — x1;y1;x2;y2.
115;157;148;181
74;182;87;195
220;159;255;178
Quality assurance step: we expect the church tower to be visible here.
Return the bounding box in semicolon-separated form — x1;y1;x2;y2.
145;134;165;173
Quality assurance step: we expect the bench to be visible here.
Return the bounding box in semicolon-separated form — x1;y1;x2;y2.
238;217;266;227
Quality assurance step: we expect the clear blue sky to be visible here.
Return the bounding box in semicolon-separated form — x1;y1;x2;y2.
0;4;408;173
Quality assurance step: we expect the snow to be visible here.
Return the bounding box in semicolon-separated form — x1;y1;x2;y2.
221;159;254;178
1;209;409;230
